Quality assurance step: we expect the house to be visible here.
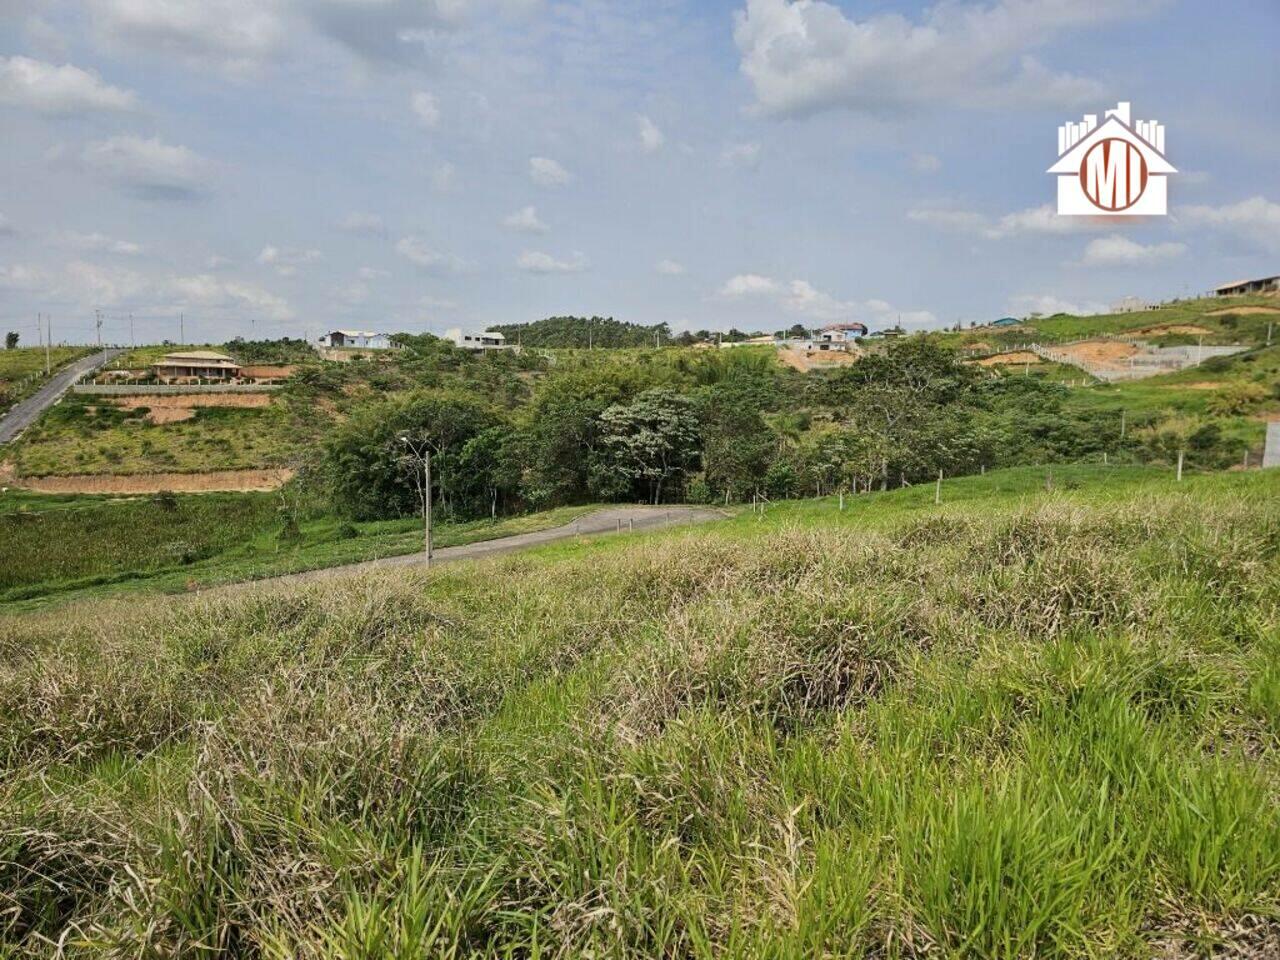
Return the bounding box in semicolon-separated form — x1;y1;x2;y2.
319;330;398;349
991;317;1021;328
1047;102;1176;217
152;351;241;383
1215;275;1280;297
445;328;508;351
816;322;868;343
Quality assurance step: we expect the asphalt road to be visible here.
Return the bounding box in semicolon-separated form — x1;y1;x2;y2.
0;348;124;444
245;505;726;589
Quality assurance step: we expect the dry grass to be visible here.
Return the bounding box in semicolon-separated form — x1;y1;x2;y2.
2;470;1278;956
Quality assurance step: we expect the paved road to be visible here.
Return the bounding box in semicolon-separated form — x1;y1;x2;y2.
243;505;726;589
0;348;124;443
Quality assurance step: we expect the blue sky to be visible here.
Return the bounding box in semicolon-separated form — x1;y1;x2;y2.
0;0;1276;346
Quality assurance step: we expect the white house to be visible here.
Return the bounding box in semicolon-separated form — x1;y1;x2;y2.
319;330;398;349
445;328;508;351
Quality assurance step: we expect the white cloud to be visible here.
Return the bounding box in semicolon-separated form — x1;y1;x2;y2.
419;295;458;311
908;203;1091;239
656;259;685;275
0;55;138;113
1081;234;1185;266
1008;293;1107;317
718;273;779;297
529;155;571;188
166;273;293;321
502;205;549;233
82;135;212;199
0;213;13;236
411;90;440;127
638;114;665;152
517;250;587;274
57;231;143;255
0;264;49;291
719;142;761;169
397;235;468;271
257;244;322;276
911;153;941;173
357;266;389;281
733;0;1160;117
1180;196;1280;252
718;273;935;327
338;212;386;236
85;0;290;74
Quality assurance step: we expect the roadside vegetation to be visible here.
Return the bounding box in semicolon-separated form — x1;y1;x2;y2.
0;345;94;416
2;465;1277;955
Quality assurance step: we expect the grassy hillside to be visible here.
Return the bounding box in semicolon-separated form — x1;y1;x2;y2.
3;465;1278;956
0;488;602;606
0;345;94;415
943;295;1278;351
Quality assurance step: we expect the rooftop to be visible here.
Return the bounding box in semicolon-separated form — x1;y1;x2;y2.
155;351;238;364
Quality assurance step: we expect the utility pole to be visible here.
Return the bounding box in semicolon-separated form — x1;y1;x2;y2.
400;435;434;567
95;309;102;347
43;314;50;374
1268;322;1274;347
129;313;135;348
1120;409;1126;440
180;312;185;344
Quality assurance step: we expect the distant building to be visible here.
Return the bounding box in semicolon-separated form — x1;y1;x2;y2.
1111;296;1148;313
445;328;508;351
153;351;241;383
816;323;868;344
1214;275;1280;297
319;330;398;349
990;317;1021;328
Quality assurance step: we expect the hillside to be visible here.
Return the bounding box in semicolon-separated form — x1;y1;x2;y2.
0;345;94;416
3;466;1278;955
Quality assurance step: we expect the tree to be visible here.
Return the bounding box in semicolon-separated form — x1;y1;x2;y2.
598;388;701;504
323;389;498;520
4;332;17;350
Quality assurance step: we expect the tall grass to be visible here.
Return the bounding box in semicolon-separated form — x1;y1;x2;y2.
1;469;1278;956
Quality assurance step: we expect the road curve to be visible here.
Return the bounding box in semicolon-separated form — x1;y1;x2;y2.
243;505;726;589
0;348;125;444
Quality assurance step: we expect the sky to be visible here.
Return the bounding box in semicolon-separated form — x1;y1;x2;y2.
0;0;1277;347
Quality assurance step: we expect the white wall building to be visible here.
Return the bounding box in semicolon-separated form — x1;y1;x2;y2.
319;330;397;349
445;328;508;350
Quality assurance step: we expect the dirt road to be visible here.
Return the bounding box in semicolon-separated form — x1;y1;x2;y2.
0;349;124;444
245;505;726;589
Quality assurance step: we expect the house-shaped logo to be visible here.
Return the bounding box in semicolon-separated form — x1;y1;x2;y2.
1048;101;1175;216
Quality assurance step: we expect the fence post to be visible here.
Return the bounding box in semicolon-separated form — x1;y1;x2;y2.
934;469;942;505
1243;449;1249;470
1176;450;1184;482
839;491;844;511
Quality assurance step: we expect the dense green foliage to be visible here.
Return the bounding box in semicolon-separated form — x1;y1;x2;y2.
3;468;1278;955
490;315;671;348
221;337;315;364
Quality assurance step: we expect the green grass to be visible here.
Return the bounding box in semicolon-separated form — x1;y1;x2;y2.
942;295;1278;351
6;392;302;476
0;489;608;608
2;465;1278;956
0;346;94;415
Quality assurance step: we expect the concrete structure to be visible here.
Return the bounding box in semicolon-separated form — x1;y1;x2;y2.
1264;421;1280;469
816;323;867;343
152;351;240;383
1214;276;1280;298
1112;296;1148;313
319;330;397;349
446;328;507;351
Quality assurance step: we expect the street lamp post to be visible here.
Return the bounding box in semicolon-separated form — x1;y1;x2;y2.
400;435;433;567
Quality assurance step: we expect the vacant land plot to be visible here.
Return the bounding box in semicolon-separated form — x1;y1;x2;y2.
976;350;1041;366
110;393;274;424
1058;339;1140;367
2;467;1278;956
0;346;93;415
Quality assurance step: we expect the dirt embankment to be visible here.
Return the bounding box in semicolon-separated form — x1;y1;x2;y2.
1129;323;1212;336
778;349;861;372
110;393;274;424
239;365;298;379
6;468;294;494
976;351;1040;367
1057;340;1139;368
